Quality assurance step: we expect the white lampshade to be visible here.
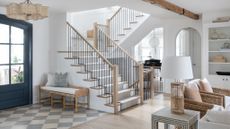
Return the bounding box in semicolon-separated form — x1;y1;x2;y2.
161;56;193;80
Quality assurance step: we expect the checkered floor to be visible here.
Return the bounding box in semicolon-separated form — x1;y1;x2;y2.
0;104;106;129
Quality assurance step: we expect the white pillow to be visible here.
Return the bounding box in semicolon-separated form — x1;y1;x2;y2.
225;96;230;110
46;73;68;87
210;105;224;111
206;110;230;125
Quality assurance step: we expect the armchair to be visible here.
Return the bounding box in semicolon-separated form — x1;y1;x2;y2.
184;92;224;117
198;78;230;108
184;80;225;118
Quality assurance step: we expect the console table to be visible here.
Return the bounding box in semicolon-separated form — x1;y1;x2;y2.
152;108;200;129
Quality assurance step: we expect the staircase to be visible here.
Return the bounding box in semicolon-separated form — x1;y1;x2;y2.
59;7;145;113
59;23;143;113
106;7;146;43
87;7;148;44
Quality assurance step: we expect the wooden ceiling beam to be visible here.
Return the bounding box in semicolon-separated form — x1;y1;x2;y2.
143;0;200;20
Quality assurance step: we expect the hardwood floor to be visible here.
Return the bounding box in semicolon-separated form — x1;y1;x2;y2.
71;94;170;129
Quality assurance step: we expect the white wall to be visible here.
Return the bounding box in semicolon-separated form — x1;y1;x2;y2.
49;12;67;73
31;19;50;103
49;12;96;88
161;18;202;93
121;16;202;93
67;7;119;36
0;7;50;103
202;10;230;24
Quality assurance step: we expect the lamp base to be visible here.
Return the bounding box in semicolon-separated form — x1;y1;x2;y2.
171;82;184;114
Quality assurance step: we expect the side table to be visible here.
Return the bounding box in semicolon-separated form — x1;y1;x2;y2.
152;108;200;129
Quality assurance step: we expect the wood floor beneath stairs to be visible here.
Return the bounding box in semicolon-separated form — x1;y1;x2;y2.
70;94;171;129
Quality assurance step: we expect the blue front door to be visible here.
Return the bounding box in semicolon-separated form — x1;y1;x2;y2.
0;15;32;109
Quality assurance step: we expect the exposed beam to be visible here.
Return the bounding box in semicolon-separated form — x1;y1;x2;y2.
143;0;200;20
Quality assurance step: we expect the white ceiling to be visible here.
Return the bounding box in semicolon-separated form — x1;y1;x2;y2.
167;0;230;13
0;0;230;19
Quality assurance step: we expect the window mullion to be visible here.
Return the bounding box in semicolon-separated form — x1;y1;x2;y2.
9;26;11;85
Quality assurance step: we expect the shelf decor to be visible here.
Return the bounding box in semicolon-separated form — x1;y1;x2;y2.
208;26;230;75
211;55;227;63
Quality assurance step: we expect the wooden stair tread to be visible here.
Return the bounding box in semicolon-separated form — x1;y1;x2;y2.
105;102;120;107
119;96;140;103
84;78;98;82
114;39;119;42
117;34;126;36
90;86;104;90
97;93;112;98
123;27;131;30
136;14;144;17
65;57;79;59
129;21;138;24
71;64;85;67
77;71;91;74
58;50;95;53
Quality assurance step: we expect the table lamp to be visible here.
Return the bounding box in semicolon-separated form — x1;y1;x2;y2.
161;56;193;114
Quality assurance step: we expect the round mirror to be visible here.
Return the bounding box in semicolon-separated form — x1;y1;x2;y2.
176;28;201;78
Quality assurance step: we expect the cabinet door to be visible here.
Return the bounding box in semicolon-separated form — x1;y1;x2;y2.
208;75;225;88
223;76;230;89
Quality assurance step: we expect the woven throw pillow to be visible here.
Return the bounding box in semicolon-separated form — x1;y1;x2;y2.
199;78;213;93
46;72;68;87
184;83;202;102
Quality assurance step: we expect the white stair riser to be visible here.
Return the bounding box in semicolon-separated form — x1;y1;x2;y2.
86;64;109;70
102;83;128;93
94;76;122;86
118;90;132;101
89;89;118;113
97;77;121;85
91;70;111;77
78;57;99;63
120;98;140;110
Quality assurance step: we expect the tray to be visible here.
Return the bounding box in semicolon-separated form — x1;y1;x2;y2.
216;71;230;76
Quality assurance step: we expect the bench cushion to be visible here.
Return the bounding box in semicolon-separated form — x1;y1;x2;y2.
41;86;78;95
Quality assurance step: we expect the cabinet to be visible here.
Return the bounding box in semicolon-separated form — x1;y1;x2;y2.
203;22;230;89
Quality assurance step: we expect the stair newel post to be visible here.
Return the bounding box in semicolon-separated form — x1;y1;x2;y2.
93;22;98;49
112;65;119;114
138;64;144;104
106;19;110;37
150;67;154;98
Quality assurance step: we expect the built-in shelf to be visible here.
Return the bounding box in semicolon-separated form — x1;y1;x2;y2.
209;39;230;42
209;51;230;53
209;62;230;65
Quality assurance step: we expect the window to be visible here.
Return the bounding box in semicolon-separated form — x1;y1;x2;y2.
135;28;164;61
0;24;24;85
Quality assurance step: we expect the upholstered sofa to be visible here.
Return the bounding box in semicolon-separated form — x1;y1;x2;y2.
199;110;230;129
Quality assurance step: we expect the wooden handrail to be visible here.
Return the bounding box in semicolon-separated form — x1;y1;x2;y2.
97;24;109;27
96;25;139;65
66;22;114;67
109;7;122;21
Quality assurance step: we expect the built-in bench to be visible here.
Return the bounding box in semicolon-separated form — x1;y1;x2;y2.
39;85;89;112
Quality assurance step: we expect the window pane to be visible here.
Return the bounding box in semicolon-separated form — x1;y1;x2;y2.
0;45;9;64
0;66;9;85
11;65;24;84
0;24;9;43
11;45;24;64
11;26;24;44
